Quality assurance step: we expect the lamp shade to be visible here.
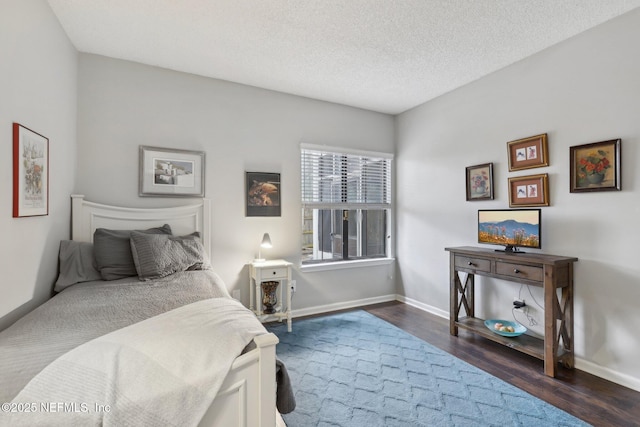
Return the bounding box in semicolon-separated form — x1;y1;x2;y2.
261;233;272;248
255;233;272;262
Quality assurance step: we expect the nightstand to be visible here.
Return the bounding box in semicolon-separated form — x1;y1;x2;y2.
249;259;293;332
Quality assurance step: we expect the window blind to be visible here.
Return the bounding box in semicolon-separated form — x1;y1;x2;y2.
301;144;392;209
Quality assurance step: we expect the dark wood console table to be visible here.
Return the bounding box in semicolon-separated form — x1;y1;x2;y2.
445;246;578;377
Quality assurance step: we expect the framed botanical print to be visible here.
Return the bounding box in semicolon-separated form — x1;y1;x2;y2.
569;139;621;193
13;123;49;217
507;134;549;172
508;173;549;207
465;163;494;201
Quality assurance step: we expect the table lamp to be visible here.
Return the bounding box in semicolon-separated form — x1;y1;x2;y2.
254;232;272;262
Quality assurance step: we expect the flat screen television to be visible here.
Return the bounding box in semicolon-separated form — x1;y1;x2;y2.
478;209;541;253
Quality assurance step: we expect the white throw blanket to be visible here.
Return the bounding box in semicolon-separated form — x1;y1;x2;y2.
3;298;267;427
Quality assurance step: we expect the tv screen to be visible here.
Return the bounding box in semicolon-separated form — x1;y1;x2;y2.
478;209;541;252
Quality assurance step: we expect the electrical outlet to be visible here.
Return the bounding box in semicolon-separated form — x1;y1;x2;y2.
291;280;297;292
513;297;526;309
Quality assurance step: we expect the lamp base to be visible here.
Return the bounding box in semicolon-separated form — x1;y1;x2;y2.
253;258;266;263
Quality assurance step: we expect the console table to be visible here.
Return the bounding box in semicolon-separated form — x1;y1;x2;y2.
445;246;578;377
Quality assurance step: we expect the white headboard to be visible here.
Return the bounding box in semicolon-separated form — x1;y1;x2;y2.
70;194;212;256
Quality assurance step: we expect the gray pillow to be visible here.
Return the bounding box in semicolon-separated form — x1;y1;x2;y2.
93;224;172;280
54;240;103;292
130;231;210;281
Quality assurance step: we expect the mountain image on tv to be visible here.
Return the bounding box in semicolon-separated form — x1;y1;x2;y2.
478;219;540;248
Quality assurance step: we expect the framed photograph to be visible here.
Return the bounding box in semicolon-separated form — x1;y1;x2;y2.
465;163;494;201
13;123;49;217
507;133;549;171
508;173;549;207
246;172;281;217
139;146;205;197
570;139;621;193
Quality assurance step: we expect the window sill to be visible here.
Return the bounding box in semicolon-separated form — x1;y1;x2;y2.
300;257;395;273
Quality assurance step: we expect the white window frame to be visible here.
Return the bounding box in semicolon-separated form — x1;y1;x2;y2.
301;143;393;268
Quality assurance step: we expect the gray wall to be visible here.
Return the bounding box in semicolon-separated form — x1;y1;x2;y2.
76;54;396;313
396;9;640;390
0;0;77;329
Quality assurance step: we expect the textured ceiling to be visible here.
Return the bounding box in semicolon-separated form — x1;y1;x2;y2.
47;0;640;114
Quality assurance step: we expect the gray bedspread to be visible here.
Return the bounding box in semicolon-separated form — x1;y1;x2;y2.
0;270;230;403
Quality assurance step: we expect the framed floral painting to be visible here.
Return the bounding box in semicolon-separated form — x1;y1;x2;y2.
570;139;621;192
508;173;549;207
465;163;494;201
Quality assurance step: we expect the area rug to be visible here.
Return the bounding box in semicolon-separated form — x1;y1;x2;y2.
268;310;590;427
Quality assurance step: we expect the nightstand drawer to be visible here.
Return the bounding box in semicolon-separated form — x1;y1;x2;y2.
496;262;543;282
261;267;288;279
454;255;491;273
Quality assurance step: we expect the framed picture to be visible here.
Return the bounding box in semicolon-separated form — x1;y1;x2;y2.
139;146;205;197
507;133;549;171
13;123;49;217
465;163;494;201
508;173;549;207
246;172;281;217
569;139;621;193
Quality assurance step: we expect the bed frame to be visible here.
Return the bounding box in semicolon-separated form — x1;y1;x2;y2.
70;194;279;427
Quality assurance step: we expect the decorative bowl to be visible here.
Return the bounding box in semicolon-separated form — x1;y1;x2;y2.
484;319;527;337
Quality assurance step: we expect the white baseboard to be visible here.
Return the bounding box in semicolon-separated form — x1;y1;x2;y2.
291;294;396;319
396;295;449;319
290;294;640;392
575;358;640;392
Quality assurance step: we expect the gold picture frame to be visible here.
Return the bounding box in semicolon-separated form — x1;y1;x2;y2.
508;174;549;207
507;134;549;172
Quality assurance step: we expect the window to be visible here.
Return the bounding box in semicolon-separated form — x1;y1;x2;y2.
301;144;392;264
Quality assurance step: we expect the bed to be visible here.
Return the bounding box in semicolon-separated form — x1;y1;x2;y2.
0;195;290;426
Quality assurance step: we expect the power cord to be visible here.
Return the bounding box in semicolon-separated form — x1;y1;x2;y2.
512;306;538;327
512;284;543;327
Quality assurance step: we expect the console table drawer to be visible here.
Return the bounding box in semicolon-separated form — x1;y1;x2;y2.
496;262;543;282
455;255;491;273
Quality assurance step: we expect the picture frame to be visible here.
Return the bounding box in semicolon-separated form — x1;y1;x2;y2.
465;163;494;201
569;139;621;193
246;172;281;217
13;123;49;217
507;133;549;171
139;146;205;197
508;173;549;207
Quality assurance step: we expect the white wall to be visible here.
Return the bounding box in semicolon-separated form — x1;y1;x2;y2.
396;9;640;390
76;54;396;312
0;0;77;329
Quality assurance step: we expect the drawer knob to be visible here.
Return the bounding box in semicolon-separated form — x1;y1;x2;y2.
513;268;520;274
467;261;476;266
272;271;277;275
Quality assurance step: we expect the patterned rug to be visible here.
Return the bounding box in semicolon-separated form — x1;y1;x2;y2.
268;310;590;427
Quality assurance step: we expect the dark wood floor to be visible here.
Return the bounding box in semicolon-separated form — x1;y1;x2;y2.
358;301;640;427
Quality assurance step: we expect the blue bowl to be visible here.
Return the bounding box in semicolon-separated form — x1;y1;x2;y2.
484;319;527;337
